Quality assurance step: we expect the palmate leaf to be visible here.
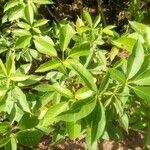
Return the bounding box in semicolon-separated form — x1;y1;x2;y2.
58;97;96;122
71;62;97;91
127;40;144;79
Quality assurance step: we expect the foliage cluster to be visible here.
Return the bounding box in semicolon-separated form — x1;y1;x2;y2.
0;0;150;149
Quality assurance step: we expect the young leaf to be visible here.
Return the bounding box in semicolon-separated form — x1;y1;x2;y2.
34;36;57;56
58;97;96;122
71;62;97;91
83;10;93;27
52;83;73;98
24;1;34;24
41;102;68;126
127;40;144;79
93;15;101;28
59;24;75;51
36;58;61;72
66;122;81;140
69;42;90;57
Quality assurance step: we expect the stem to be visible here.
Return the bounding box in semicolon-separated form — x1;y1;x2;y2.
45;5;59;22
62;51;64;61
97;0;107;27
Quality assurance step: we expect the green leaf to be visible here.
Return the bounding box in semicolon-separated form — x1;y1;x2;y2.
132;86;150;102
131;70;150;85
34;36;57;56
13;29;31;37
15;36;31;49
0;137;10;148
6;53;15;76
10;135;17;150
8;5;24;21
16;129;43;147
32;0;53;4
33;92;54;111
36;58;61;72
59;24;75;51
52;83;73;98
83;10;93;27
33;19;48;27
0;122;9;134
66;122;81;140
93;15;101;28
90;102;106;144
113;37;136;52
41;102;68;126
69;42;90;57
24;1;34;24
4;0;19;12
17;21;31;29
0;60;7;76
71;62;97;91
127;40;144;79
59;97;96;122
109;69;126;83
119;114;129;133
10;74;30;81
12;86;30;113
75;87;93;100
18;113;39;129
